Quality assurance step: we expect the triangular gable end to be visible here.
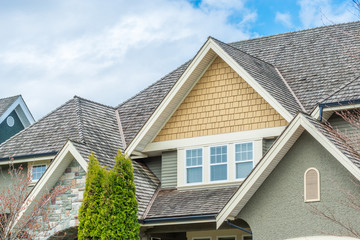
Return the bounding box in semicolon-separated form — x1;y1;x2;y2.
154;56;287;142
125;38;294;156
216;113;360;228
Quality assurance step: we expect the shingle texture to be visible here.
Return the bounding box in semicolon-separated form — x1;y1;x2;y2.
117;61;191;146
145;186;237;219
0;96;159;217
0;95;19;117
230;21;360;112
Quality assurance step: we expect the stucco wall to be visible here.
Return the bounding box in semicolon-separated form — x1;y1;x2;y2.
154;57;287;142
238;132;360;240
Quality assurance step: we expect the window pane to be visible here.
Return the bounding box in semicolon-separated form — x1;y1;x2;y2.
211;164;227;181
187;167;202;183
186;148;202;166
235;142;253;162
32;165;46;181
236;162;253;179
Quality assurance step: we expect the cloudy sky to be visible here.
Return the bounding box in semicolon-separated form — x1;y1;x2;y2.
0;0;358;120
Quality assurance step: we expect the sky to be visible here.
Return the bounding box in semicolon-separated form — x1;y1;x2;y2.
0;0;358;120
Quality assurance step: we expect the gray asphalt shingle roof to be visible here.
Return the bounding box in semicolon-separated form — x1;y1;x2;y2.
145;186;237;219
0;95;19;117
0;96;159;217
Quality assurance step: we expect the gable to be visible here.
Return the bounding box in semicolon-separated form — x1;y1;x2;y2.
154;57;287;142
238;132;360;239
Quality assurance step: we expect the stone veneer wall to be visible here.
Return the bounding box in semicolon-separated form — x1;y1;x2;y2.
43;159;86;239
154;57;287;142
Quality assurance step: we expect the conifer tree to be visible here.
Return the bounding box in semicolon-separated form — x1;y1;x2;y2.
78;154;107;239
101;151;140;239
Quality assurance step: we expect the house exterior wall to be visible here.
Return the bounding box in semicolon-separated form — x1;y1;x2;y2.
0;110;25;144
161;151;177;188
154;57;287;142
43;159;86;238
0;163;30;191
238;132;360;240
187;228;250;240
144;156;162;180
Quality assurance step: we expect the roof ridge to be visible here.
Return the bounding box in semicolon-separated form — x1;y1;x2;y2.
211;36;277;69
229;20;360;45
74;97;86;144
319;74;360;104
73;95;115;110
0;95;20;102
116;60;192;109
0;98;75;148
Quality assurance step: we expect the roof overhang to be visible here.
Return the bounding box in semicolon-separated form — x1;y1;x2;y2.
13;140;88;229
125;38;293;156
311;99;360;121
0;95;35;127
216;113;360;228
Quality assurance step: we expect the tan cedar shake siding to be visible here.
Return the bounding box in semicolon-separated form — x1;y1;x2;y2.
154;57;288;142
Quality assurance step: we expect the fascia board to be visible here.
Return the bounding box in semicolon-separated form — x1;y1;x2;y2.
126;39;293;156
216;115;304;228
0;96;35;126
299;116;360;181
0;155;54;165
14;141;88;228
311;103;360;120
140;218;215;227
216;114;360;228
125;39;216;156
208;39;293;122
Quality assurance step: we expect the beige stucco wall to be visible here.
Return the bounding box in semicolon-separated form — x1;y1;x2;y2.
154;57;287;142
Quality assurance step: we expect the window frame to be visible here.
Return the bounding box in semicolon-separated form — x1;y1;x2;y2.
216;236;237;240
185;147;204;185
234;141;254;180
192;237;212;240
209;144;229;182
31;163;48;182
304;167;320;202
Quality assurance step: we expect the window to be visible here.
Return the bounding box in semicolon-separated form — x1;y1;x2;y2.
217;237;236;240
235;142;253;179
32;165;46;181
210;145;227;181
304;168;320;202
186;148;203;184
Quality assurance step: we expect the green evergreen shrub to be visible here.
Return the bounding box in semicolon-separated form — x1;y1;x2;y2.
78;154;107;239
78;151;140;239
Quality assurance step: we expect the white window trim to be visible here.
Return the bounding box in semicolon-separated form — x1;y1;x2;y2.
30;163;48;183
234;141;254;180
209;144;229;183
185;147;204;185
217;235;237;240
304;167;320;202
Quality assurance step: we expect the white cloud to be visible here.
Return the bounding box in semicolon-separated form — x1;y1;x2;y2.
275;12;293;28
0;0;257;119
298;0;358;28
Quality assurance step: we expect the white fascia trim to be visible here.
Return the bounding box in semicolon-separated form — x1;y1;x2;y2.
126;39;292;156
125;39;216;156
208;39;293;122
143;126;285;153
0;96;35;126
216;115;303;228
140;218;215;227
14;141;88;228
216;114;360;228
0;155;54;166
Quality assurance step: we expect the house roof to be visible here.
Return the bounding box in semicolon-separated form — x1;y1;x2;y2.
230;21;360;112
0;96;160;217
145;186;237;219
0;95;19;117
117;21;360;148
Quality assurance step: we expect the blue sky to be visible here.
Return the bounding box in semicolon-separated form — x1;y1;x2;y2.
0;0;357;119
